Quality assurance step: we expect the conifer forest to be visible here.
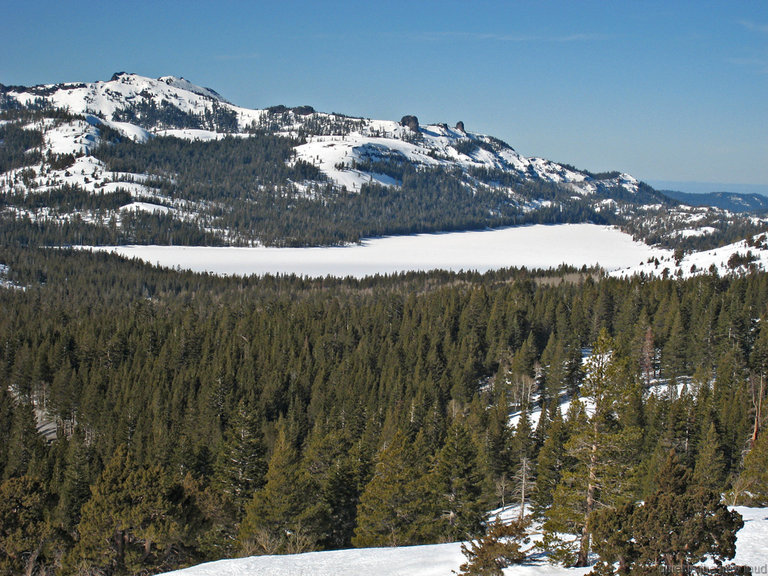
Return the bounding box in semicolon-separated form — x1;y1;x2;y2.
1;243;767;576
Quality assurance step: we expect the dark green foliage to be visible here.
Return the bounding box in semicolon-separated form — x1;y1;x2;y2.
111;99;238;132
588;451;745;576
432;419;485;541
732;428;768;505
213;399;267;515
589;502;638;576
0;476;56;576
0;122;43;172
68;445;191;575
0;245;767;573
239;424;312;555
542;330;643;566
457;516;530;576
352;431;436;547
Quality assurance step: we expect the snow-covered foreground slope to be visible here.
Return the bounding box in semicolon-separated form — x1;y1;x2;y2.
96;224;670;278
159;507;767;576
731;507;768;570
160;542;469;576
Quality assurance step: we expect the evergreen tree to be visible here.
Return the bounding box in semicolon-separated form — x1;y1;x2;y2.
432;419;484;541
213;399;267;516
3;400;44;481
352;431;435;547
542;330;642;567
532;404;568;514
589;451;746;575
239;422;311;555
0;476;55;576
692;421;726;492
633;451;743;575
457;516;530;576
68;445;186;575
588;502;638;576
298;426;361;549
56;431;97;532
731;426;768;505
485;403;513;508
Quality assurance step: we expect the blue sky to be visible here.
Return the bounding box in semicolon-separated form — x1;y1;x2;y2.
2;0;766;192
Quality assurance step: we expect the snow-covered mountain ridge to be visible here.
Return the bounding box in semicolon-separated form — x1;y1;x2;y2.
2;73;767;255
1;72;628;192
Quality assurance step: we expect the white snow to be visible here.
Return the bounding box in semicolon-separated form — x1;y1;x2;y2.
675;227;718;238
731;507;768;572
155;129;247;141
119;202;172;214
94;224;669;278
158;507;768;576
159;543;468;576
613;237;768;279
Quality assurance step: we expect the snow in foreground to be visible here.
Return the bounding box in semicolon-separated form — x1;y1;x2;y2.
159;507;767;576
96;224;668;278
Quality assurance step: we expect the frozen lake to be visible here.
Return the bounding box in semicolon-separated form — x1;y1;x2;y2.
95;224;670;278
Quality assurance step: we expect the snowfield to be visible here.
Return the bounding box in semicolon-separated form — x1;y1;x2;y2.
95;224;670;278
158;507;767;576
612;236;768;279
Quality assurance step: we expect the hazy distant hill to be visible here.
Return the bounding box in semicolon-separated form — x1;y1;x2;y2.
661;189;768;213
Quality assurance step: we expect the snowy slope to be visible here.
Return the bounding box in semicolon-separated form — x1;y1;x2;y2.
158;508;767;576
7;73;238;124
612;234;768;279
1;73;642;194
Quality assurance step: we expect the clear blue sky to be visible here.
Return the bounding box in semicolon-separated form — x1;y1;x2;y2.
2;0;767;192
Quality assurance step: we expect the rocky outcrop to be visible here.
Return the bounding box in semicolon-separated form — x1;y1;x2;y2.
400;115;420;132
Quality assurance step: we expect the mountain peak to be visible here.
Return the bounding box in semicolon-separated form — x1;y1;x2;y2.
156;75;226;102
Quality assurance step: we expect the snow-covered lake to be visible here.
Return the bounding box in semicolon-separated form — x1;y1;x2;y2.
96;224;669;278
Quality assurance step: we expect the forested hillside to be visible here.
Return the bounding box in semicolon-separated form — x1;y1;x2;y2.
1;246;767;575
4;75;767;251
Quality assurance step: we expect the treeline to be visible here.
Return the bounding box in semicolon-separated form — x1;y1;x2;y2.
0;247;767;575
111;100;239;133
0;211;224;248
0;122;44;173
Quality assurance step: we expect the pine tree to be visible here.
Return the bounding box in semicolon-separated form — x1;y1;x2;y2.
68;445;185;575
533;405;568;514
731;426;768;505
213;399;267;516
297;426;361;549
352;431;436;547
485;403;512;509
692;421;726;492
0;476;54;576
432;419;484;541
457;516;530;576
3;400;44;481
633;450;743;575
239;422;311;555
56;430;96;532
588;501;638;576
589;450;746;575
542;330;642;567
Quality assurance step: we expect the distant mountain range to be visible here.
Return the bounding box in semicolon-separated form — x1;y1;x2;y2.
660;189;768;213
1;72;767;251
